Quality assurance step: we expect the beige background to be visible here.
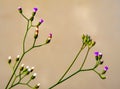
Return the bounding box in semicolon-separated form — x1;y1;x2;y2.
0;0;120;89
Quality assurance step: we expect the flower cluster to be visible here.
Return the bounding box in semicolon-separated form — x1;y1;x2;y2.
82;34;96;48
94;52;109;79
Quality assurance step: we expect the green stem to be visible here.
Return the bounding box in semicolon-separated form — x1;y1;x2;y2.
58;44;84;83
79;47;90;70
21;13;29;21
49;68;93;89
5;20;31;89
23;21;29;53
93;69;102;79
5;53;25;89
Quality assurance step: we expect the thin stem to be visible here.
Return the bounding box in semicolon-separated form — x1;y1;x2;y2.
34;43;46;48
79;47;90;70
58;44;84;82
5;20;31;89
19;83;33;88
11;76;17;86
23;21;29;53
13;62;18;70
5;53;25;89
93;69;102;79
21;13;29;21
49;68;94;89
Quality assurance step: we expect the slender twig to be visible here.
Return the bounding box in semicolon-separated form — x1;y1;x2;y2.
58;44;85;83
49;68;94;89
79;47;90;70
23;21;30;53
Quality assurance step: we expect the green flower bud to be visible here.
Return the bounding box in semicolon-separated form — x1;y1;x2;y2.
16;55;20;62
34;27;39;39
8;56;12;64
20;64;24;71
30;67;35;72
31;73;37;80
34;83;40;89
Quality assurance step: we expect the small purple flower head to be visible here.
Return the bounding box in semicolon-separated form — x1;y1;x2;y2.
104;66;109;71
33;7;38;12
18;6;22;13
102;66;109;74
37;19;44;27
39;19;44;24
49;33;52;38
18;6;22;10
94;51;103;60
46;33;53;44
94;52;99;56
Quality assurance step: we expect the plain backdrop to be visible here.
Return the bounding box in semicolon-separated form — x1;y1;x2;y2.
0;0;120;89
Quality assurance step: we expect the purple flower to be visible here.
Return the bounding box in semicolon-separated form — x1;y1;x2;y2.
18;6;22;13
18;6;22;10
104;66;108;71
94;52;99;56
49;33;52;38
94;51;102;57
33;7;38;12
94;51;103;60
39;19;44;24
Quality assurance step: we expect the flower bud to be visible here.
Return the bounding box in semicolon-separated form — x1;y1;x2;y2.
26;68;31;75
82;34;85;40
18;7;22;13
30;67;35;72
20;64;24;71
23;66;29;72
91;41;96;47
46;33;52;44
37;19;44;27
94;52;103;61
32;7;38;16
8;56;12;64
102;66;108;74
16;55;20;62
31;73;37;79
99;60;104;65
34;83;40;89
34;27;39;39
